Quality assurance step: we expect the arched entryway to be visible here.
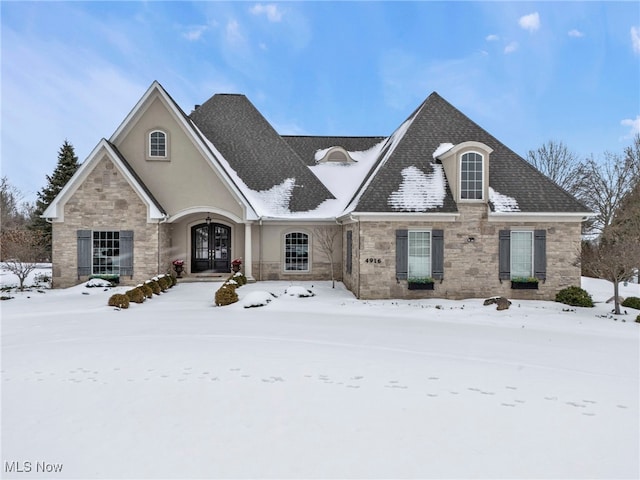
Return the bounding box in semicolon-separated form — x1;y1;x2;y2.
191;223;231;273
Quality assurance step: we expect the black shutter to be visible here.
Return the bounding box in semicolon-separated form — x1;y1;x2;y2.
431;229;444;280
77;230;92;277
499;230;511;281
346;230;352;275
120;230;134;276
395;229;408;280
534;230;546;281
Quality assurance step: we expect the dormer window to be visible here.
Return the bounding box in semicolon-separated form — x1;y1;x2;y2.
316;146;355;164
460;152;484;200
148;130;167;159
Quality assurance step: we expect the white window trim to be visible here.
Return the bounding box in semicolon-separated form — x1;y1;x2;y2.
459;151;484;202
407;229;432;280
283;231;311;273
510;230;534;279
147;129;169;160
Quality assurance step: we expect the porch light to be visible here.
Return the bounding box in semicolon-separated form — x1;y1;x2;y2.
206;215;211;225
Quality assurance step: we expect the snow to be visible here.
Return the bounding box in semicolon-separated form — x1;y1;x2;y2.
2;266;639;478
388;164;447;211
432;142;454;158
241;290;276;308
283;285;315;297
489;186;520;212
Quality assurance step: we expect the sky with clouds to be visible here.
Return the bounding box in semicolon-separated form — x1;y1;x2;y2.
2;1;639;203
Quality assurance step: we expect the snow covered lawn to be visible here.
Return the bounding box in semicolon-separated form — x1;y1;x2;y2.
1;270;639;478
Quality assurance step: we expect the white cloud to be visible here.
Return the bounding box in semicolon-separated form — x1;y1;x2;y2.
631;26;640;54
504;41;519;54
518;12;540;32
183;25;208;41
486;34;499;42
250;3;283;22
568;29;584;38
621;116;640;136
226;19;244;45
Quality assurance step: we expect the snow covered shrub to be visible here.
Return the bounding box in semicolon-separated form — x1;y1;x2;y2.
555;286;594;308
147;280;161;295
126;287;145;304
242;290;276;308
214;284;238;306
232;271;247;286
284;286;315;297
140;283;153;299
167;273;177;286
108;293;130;309
621;297;640;310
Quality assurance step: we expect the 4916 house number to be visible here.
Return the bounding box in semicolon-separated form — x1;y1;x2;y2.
365;258;382;264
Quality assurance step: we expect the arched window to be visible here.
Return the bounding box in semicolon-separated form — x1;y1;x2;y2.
149;130;167;158
460;152;483;200
284;232;309;272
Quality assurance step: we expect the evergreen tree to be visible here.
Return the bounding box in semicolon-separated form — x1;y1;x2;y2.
30;140;80;253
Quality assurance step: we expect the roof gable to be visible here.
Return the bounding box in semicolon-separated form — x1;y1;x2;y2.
42;139;166;221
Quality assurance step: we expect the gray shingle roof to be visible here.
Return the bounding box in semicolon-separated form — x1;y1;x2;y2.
189;94;335;213
283;136;386;166
352;92;590;214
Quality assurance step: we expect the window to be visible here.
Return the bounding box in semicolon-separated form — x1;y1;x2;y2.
284;232;309;272
460;152;483;200
149;130;167;158
408;231;431;279
346;230;353;274
510;231;533;278
93;231;120;275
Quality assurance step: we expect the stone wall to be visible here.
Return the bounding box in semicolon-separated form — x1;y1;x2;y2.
253;260;342;282
52;157;163;288
353;205;582;300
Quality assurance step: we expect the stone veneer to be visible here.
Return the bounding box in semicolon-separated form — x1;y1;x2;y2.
52;157;167;288
253;261;342;282
350;205;582;300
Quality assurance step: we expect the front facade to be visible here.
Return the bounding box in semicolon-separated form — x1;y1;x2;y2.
44;81;591;300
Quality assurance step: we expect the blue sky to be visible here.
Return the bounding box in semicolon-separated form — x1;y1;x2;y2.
2;1;639;204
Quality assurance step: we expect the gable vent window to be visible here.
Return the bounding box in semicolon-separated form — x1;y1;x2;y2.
149;130;167;158
460;152;483;200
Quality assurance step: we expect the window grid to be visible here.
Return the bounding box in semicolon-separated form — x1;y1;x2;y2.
461;152;483;200
511;231;533;278
93;231;120;275
149;131;166;157
408;231;431;279
284;232;309;272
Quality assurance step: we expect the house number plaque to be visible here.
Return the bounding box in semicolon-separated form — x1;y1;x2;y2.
365;258;382;264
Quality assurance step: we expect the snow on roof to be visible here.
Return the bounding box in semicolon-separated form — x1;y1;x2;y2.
489;186;520;212
432;143;454;158
388;164;447;211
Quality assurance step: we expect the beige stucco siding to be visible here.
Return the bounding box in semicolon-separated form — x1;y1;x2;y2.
51;156;163;288
115;96;245;220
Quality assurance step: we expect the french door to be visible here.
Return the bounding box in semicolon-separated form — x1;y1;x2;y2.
191;223;231;273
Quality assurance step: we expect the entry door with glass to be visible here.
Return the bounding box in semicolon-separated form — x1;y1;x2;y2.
191;223;231;273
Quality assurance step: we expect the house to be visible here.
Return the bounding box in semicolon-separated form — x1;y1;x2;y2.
43;81;591;300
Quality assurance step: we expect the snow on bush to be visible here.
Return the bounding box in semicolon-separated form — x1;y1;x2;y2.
284;286;315;297
85;278;114;288
241;290;276;308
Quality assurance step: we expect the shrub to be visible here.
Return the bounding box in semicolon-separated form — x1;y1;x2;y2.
139;283;153;299
108;293;130;309
126;287;145;304
157;276;170;291
621;296;640;310
167;273;177;287
636;314;640;323
232;272;247;286
147;280;161;295
555;286;594;308
214;284;238;306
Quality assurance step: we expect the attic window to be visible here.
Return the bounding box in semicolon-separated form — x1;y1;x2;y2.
148;130;168;159
460;151;484;200
317;146;355;164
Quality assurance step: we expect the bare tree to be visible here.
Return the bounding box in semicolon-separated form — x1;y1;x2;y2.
1;176;31;233
573;151;639;236
526;140;581;194
0;229;48;290
313;226;339;288
581;182;640;314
